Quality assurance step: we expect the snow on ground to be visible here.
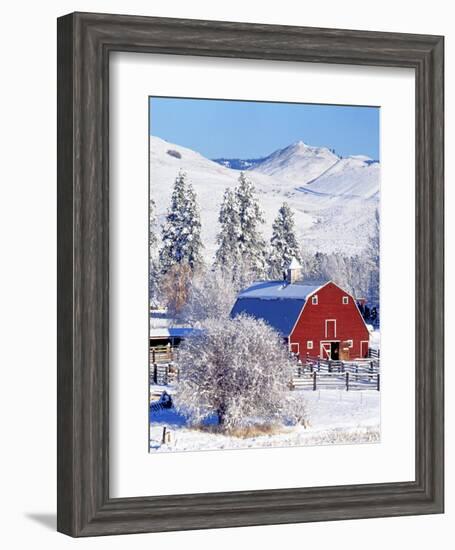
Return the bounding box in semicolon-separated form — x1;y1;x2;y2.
149;389;380;453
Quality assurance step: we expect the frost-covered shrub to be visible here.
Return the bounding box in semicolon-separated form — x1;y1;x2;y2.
174;315;303;432
282;394;309;427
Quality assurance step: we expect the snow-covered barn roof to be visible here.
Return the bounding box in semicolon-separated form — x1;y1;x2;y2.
236;280;322;300
149;327;198;339
230;280;325;337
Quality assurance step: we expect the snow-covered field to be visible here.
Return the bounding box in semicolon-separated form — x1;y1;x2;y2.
150;136;379;261
149;389;380;453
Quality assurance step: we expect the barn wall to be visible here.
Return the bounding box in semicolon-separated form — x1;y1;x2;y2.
290;282;370;360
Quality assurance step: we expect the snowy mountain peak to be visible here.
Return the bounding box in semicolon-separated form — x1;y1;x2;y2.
250;141;339;185
291;140;308;147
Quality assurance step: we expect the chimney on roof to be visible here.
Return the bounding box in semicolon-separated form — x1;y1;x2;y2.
286;257;302;284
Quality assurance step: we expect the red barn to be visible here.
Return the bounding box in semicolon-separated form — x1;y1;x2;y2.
231;262;369;360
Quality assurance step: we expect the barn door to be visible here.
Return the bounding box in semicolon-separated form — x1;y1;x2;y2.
320;342;332;359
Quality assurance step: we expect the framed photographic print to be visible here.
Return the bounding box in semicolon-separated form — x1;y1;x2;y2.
57;12;444;536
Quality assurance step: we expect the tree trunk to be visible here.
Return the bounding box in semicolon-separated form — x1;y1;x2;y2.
217;404;226;426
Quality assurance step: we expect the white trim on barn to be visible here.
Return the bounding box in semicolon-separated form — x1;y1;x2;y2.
286;281;335;339
290;342;300;355
319;340;340;359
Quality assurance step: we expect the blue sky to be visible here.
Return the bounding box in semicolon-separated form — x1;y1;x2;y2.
149;97;380;160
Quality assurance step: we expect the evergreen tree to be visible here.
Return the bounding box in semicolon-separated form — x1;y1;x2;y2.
185;180;204;267
214;187;240;271
235;172;267;278
149;197;158;252
269;202;302;279
159;171;203;273
149;197;161;306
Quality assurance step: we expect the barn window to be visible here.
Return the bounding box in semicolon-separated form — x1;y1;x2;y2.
290;342;299;355
342;296;349;304
312;295;318;305
307;341;313;349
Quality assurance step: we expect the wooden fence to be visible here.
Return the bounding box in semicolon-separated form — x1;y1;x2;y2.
291;370;380;391
149;358;380;391
150;362;179;386
298;356;380;374
150;345;174;364
291;356;380;391
368;348;380;359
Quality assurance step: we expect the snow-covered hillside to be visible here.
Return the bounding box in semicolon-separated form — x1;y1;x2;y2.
150;136;380;261
303;156;379;198
250;141;339;184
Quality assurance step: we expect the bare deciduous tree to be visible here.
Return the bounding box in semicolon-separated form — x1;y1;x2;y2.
179;267;237;326
160;262;192;316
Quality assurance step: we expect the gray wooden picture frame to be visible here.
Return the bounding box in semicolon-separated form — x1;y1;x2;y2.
57;12;444;537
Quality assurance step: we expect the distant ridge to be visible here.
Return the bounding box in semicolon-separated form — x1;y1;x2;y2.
212;158;263;170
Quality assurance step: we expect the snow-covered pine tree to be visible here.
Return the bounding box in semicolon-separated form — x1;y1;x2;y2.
235;172;267;279
149;197;161;307
159;171;203;274
269;202;302;279
214;187;240;271
149;197;158;252
184;180;204;267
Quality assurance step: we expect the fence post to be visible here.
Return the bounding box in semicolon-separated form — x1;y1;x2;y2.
152;349;156;363
346;371;350;391
153;363;157;384
377;373;380;391
313;371;317;391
